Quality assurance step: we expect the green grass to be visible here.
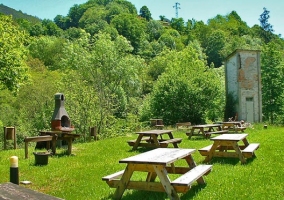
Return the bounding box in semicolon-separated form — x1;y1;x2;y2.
0;124;283;199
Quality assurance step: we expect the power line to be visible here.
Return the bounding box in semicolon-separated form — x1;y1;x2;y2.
173;2;181;18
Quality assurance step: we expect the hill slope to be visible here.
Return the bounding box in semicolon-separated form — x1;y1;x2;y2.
0;3;41;23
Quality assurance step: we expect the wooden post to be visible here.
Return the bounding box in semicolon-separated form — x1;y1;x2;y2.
4;126;16;150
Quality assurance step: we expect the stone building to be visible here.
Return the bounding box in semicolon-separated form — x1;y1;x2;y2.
224;49;262;122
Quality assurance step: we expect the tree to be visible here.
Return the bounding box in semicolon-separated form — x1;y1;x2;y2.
111;13;147;53
259;7;274;43
141;45;224;124
205;30;226;67
139;6;152;21
261;42;284;123
170;18;185;34
0;15;29;92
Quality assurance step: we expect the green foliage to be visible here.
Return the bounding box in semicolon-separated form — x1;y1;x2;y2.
224;92;237;121
143;45;224;125
139;5;152;21
111;13;146;53
0;15;29;92
261;42;284;123
28;36;66;69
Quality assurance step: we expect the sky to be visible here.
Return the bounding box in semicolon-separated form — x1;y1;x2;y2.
0;0;283;36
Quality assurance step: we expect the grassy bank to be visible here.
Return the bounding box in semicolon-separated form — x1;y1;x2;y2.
0;124;283;199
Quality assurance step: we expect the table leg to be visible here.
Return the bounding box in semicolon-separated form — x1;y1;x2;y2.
146;172;157;182
114;164;134;199
152;135;160;147
132;134;144;150
188;128;194;139
231;142;246;164
204;141;220;162
242;138;249;146
66;138;72;155
168;132;179;148
153;165;179;200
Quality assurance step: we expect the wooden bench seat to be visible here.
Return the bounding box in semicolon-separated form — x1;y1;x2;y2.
236;127;246;132
127;137;151;146
159;138;182;148
102;170;125;181
176;122;191;131
198;145;213;156
171;165;212;191
24;136;54;159
242;143;260;158
205;130;228;138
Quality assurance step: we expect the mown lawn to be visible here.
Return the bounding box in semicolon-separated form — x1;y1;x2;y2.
0;123;283;199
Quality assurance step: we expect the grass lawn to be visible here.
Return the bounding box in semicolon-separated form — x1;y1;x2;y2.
0;123;283;199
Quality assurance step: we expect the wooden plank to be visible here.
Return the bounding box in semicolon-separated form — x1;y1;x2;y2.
119;148;196;165
102;170;125;181
171;165;212;186
242;143;260;158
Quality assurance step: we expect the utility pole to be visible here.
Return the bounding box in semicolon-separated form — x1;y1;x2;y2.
173;2;181;18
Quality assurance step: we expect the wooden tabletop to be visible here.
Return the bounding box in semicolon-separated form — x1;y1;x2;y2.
0;182;63;200
135;129;173;135
119;148;196;165
211;134;248;141
191;124;222;128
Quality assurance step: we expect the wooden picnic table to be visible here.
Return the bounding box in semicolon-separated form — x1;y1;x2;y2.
186;124;227;139
222;121;246;132
127;129;182;150
102;148;212;200
198;134;260;164
39;131;81;155
0;182;63;199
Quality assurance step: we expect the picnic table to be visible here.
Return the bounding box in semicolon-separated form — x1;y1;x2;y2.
102;148;212;200
39;131;80;155
222;121;246;132
198;134;259;164
127;129;182;150
0;182;63;199
186;124;227;139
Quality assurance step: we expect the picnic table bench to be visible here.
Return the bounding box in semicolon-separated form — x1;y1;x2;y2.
102;148;212;199
176;122;191;131
222;122;246;132
198;134;259;164
127;129;182;150
186;124;223;139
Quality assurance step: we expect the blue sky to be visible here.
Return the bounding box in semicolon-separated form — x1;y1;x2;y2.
0;0;283;36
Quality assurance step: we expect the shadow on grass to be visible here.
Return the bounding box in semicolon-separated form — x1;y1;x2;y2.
201;155;257;165
100;184;207;200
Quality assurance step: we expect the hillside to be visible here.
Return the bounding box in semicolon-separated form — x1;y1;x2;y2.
0;3;40;23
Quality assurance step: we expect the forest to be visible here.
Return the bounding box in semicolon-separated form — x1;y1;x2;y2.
0;0;284;144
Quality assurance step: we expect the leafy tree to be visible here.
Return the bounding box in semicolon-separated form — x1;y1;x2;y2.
0;15;29;92
259;7;274;43
158;29;184;51
54;15;71;30
170;18;185;34
142;45;223;124
28;36;66;70
205;30;226;67
111;13;146;53
261;42;284;123
29;23;45;36
139;6;152;21
41;19;63;36
146;20;164;41
259;7;274;32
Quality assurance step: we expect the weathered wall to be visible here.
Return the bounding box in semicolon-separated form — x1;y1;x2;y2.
225;49;262;122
